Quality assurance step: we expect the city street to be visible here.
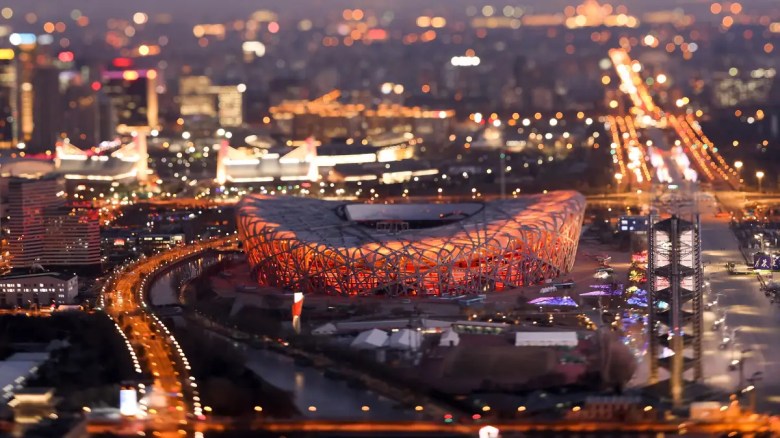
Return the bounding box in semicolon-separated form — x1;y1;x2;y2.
102;236;235;435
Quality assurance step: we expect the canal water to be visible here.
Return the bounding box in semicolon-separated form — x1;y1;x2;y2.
148;257;414;420
147;255;221;306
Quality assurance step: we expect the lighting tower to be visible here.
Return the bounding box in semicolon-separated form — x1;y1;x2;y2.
647;214;703;408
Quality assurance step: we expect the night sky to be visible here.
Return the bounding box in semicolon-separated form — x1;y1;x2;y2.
4;0;780;21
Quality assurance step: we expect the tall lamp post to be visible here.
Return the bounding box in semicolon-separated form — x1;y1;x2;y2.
499;151;506;200
614;172;623;194
734;161;743;190
756;171;765;193
743;371;763;413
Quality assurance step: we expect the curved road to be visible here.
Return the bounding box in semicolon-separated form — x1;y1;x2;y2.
102;236;235;435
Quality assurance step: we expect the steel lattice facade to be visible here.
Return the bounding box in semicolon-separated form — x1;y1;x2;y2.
237;191;585;296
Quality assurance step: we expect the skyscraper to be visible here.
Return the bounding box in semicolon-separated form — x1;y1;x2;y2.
31;66;62;151
7;177;63;268
0;49;17;149
6;176;101;270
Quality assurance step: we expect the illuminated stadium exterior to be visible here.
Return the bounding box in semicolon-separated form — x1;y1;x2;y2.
237;191;586;296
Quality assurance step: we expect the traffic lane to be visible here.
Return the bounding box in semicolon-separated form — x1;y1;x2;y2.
109;268;187;425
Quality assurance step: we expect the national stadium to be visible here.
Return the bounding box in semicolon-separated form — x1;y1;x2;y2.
236;191;586;296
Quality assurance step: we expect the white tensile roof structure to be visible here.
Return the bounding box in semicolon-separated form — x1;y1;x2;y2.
237;191;586;296
439;328;460;347
312;322;338;336
350;329;389;349
514;331;578;347
388;329;422;350
312;318;453;336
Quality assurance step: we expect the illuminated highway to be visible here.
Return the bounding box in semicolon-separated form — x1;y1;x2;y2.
101;236;234;435
607;48;737;189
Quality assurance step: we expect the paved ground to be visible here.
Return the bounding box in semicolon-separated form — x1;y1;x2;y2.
703;192;780;412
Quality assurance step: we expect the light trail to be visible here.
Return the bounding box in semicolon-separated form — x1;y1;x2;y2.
620;115;653;183
682;114;739;182
605;115;629;182
667;115;717;182
607;48;737;188
102;236;235;435
608;48;661;120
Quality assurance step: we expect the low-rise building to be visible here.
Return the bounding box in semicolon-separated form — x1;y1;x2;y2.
514;331;579;347
0;273;78;308
8;388;58;424
138;234;186;252
0;352;51;400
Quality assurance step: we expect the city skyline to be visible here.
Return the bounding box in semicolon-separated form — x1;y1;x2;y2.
2;0;780;20
0;0;779;435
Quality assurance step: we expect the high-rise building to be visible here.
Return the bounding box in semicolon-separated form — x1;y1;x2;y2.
102;70;158;132
215;86;243;128
6;177;101;270
43;206;101;268
103;70;158;183
7;177;63;268
179;76;216;118
0;49;17;148
31;66;62;151
178;76;244;128
61;75;102;146
11;38;59;151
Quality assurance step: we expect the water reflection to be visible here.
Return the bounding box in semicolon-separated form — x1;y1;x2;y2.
148;255;413;421
149;255;220;306
245;347;413;420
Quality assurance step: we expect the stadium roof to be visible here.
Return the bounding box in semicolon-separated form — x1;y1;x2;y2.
237;191;585;295
238;191;585;256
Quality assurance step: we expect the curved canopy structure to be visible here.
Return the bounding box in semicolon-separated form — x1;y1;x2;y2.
237;191;585;296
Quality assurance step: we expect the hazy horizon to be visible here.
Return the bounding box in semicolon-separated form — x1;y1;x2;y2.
4;0;780;22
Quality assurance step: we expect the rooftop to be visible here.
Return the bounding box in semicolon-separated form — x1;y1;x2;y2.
0;272;77;281
237;191;585;263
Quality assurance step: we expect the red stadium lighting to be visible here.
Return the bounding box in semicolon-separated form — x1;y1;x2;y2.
237;192;585;296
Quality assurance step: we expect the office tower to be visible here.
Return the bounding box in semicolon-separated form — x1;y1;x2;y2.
61;76;101;146
102;69;158;131
43;205;101;268
31;66;62;151
7;177;63;268
179;75;216;118
103;69;159;183
178;76;244;127
0;49;17;148
215;86;243;127
7;176;101;270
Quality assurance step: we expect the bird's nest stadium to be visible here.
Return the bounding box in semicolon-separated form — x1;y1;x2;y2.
236;191;586;296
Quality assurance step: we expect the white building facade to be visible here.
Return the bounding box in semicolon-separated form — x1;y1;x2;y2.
0;273;78;308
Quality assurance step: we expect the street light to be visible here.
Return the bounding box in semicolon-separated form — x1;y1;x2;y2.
736;348;752;389
734;161;743;190
756;171;765;193
744;371;763;413
499;151;506;200
614;173;623;194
